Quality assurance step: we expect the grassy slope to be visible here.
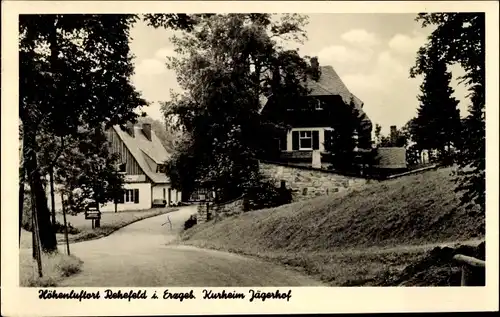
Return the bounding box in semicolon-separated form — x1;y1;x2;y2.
183;167;484;285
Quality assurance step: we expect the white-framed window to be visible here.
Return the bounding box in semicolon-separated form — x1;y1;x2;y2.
124;189;139;204
299;131;313;150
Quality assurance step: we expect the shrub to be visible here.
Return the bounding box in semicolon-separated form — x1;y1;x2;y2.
23;216;80;235
184;215;197;230
56;255;84;277
21;189;78;234
406;144;420;167
53;221;80;235
245;177;293;211
20;253;83;287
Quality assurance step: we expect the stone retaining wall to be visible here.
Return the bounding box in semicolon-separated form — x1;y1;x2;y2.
196;202;211;223
197;197;245;224
214;197;245;221
260;162;371;202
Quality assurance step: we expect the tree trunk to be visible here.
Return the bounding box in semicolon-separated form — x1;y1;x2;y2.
24;128;58;253
49;166;56;226
19;140;25;246
19;176;25;245
61;192;70;255
31;192;43;277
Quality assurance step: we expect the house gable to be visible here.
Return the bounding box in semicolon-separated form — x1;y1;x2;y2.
106;124;172;184
261;65;371;129
106;128;145;176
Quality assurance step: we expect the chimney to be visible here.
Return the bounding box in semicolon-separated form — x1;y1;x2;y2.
310;57;321;81
126;122;135;137
142;123;152;141
390;125;397;145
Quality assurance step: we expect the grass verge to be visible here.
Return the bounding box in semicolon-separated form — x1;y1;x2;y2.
182;167;484;286
20;251;83;287
20;208;177;249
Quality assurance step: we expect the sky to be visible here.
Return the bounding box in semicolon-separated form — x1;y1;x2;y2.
129;14;470;136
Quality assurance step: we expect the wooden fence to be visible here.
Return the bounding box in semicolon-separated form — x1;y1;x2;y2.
452;254;485;286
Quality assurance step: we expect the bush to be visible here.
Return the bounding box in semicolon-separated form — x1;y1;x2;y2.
20;252;83;287
21;190;77;233
406;144;420;167
184;215;197;230
245;177;293;211
57;255;84;277
53;221;80;235
22;212;79;235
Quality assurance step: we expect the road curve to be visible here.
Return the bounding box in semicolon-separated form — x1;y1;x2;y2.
56;205;324;287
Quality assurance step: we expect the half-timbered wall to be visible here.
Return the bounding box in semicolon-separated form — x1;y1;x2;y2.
106;128;144;175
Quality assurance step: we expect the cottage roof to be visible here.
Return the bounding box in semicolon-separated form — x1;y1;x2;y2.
112;125;171;184
261;65;370;125
375;147;407;169
306;65;365;116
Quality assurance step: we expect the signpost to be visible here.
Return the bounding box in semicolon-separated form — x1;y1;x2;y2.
85;203;101;229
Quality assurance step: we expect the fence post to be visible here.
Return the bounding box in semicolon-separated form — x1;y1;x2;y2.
461;265;470;286
453;254;485;286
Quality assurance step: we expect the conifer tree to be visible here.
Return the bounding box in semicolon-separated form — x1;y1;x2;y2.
324;100;363;172
413;53;461;163
411;13;484;211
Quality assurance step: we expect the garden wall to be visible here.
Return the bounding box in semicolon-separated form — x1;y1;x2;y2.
260;162;371;202
197;196;245;224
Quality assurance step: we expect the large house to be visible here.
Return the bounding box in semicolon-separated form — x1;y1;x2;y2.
260;58;373;168
100;122;182;211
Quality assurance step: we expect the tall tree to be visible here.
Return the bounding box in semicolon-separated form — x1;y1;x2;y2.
55;127;125;220
19;14;146;252
324;100;364;171
413;53;461;161
410;13;485;211
162;14;310;201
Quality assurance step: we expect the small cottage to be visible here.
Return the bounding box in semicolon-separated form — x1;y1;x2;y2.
100;123;182;211
260;58;373;168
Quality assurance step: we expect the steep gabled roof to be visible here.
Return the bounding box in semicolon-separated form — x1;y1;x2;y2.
112;125;171;184
260;65;371;126
305;65;365;114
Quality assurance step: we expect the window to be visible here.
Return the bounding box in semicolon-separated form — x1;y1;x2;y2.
299;131;312;150
118;163;126;173
124;189;139;204
157;164;167;173
292;130;320;151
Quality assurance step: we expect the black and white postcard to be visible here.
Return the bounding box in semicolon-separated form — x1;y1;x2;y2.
1;1;499;316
